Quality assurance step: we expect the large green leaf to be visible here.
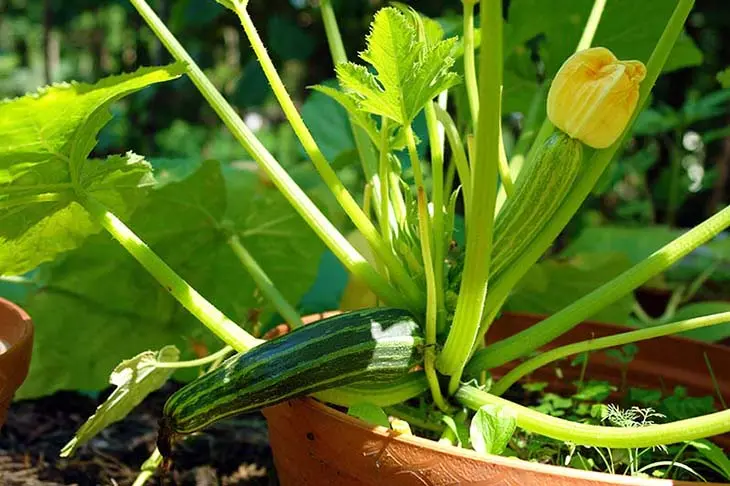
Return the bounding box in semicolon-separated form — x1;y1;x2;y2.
505;0;702;78
665;302;730;343
0;65;184;276
506;252;636;324
267;15;315;61
17;160;324;398
562;225;730;283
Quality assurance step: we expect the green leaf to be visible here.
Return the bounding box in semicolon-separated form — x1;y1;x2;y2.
60;345;179;457
441;415;470;448
660;386;716;421
469;404;517;455
665;302;730;342
628;387;662;406
389;2;445;46
347;402;390;428
304;85;361;161
506;252;636;324
573;380;615;401
688;440;730;480
267;15;315;61
309;83;407;152
336;7;460;125
505;0;702;78
718;67;730;89
0;65;184;276
563;225;730;284
17;161;324;398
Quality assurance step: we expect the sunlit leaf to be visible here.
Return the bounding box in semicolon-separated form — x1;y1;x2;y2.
60;345;179;457
469;404;516;455
0;65;183;276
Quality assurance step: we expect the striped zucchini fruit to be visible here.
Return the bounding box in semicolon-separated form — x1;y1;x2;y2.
159;308;424;455
490;131;583;280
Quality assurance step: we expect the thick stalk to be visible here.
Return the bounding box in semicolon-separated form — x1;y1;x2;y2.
425;100;447;334
128;0;410;310
233;3;420;305
469;202;730;374
82;197;261;352
462;0;479;125
471;0;697;368
456;385;730;448
491;312;730;395
227;233;303;329
436;0;502;384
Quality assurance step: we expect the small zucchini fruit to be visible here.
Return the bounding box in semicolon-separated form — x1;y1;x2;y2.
490;131;583;281
158;308;424;457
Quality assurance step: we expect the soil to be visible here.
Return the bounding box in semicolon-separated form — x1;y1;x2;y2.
0;382;277;486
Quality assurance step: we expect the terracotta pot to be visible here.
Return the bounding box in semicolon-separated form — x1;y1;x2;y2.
0;297;33;428
264;312;730;485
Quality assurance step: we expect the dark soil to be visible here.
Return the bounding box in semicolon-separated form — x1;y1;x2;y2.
0;383;277;486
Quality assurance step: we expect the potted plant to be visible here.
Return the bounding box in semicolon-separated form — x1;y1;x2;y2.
0;298;33;428
3;0;730;483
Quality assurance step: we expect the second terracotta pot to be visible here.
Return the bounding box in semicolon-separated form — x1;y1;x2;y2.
0;297;34;428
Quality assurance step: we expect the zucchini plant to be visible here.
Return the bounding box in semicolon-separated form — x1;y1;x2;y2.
3;0;730;481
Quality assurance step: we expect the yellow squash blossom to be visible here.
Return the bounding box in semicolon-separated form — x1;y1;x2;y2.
547;47;646;149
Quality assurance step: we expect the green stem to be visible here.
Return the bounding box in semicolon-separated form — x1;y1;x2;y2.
462;0;479;125
667;134;682;226
227;233;303;329
425;99;447;335
495;83;548;213
491;312;730;395
131;448;162;486
313;373;429;407
232;2;420;306
0;192;68;210
471;0;696;368
406;125;449;411
320;0;386;230
469;202;730;375
576;0;608;51
128;0;410;310
378;118;392;245
0;182;74;194
497;127;514;197
456;385;730;448
704;352;728;410
436;0;502;384
384;404;445;433
435;104;471;215
319;0;347;64
82;197;261;352
154;345;234;369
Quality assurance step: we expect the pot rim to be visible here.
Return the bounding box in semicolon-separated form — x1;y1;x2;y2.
494;310;730;352
0;297;34;364
285;397;712;486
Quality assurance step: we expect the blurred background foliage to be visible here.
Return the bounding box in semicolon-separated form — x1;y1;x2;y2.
2;0;730;395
